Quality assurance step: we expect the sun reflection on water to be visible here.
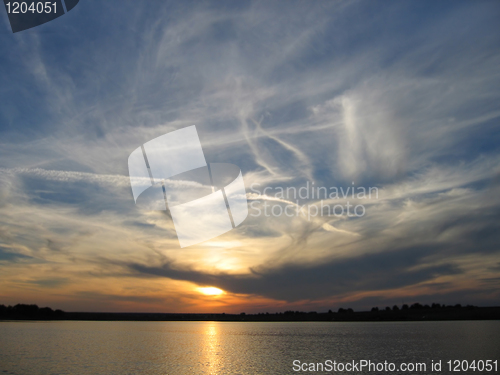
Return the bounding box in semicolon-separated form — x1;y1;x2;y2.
202;322;223;374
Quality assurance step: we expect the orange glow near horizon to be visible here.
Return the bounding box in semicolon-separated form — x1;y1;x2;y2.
198;287;225;296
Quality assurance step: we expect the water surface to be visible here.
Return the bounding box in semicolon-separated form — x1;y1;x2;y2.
0;320;498;374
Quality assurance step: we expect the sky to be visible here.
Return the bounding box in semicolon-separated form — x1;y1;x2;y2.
0;0;499;313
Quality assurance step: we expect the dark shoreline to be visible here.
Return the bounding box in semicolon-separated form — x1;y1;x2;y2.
2;306;499;322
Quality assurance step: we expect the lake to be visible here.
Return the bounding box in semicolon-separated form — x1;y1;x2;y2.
0;320;499;374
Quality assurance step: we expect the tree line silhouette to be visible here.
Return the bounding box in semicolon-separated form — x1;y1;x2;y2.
1;302;497;321
368;303;473;312
0;304;65;319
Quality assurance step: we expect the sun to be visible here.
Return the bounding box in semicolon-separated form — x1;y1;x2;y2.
198;287;224;296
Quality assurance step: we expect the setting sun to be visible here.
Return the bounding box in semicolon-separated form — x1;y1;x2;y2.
198;287;225;296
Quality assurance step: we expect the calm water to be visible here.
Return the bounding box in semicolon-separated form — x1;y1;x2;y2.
0;320;498;374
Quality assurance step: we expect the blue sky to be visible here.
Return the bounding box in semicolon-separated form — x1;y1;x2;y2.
0;0;499;312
